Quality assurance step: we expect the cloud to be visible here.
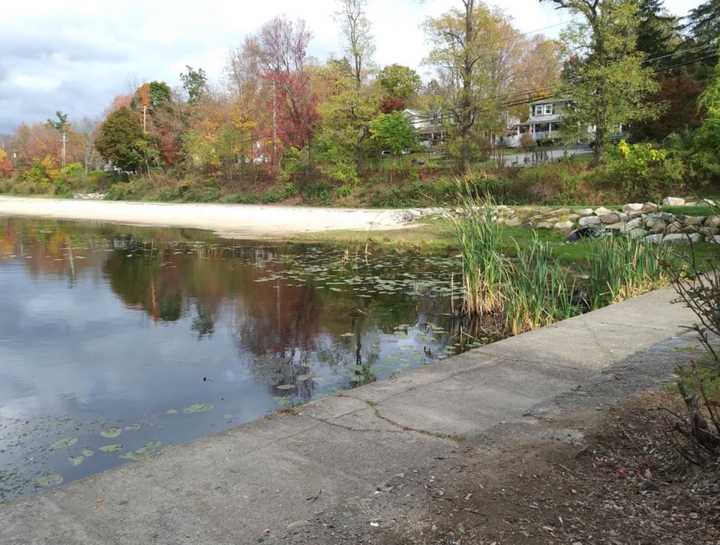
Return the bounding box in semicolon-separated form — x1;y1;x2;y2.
0;0;705;134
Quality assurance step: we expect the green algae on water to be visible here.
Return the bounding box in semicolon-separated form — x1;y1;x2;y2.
50;437;78;450
69;456;85;466
182;403;215;414
100;427;123;439
35;472;64;488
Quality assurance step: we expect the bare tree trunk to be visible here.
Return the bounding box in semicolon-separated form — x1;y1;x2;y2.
460;0;475;173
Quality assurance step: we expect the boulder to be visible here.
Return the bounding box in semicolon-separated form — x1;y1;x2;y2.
664;233;702;244
645;219;667;233
699;226;719;237
599;213;622;225
594;206;613;216
625;218;643;231
642;203;659;213
710;235;720;245
554;221;575;231
605;222;626;232
549;208;571;216
578;208;595;217
665;222;683;234
628;228;648;239
663;197;686;206
504;217;522;227
706;216;720;228
579;216;602;227
623;203;645;213
536;222;554;229
682;215;705;226
567;227;604;242
645;234;664;244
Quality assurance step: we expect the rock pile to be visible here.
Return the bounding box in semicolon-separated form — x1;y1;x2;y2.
495;200;719;244
73;193;107;200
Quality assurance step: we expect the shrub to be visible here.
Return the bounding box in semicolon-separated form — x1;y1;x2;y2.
667;200;720;464
599;140;686;201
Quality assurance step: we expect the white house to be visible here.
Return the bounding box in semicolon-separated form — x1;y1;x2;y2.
403;109;447;149
503;98;572;148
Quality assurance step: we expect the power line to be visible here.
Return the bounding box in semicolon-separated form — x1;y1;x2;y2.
410;49;718;125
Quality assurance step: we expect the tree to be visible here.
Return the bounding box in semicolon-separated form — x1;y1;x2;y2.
377;64;422;112
312;60;379;184
254;17;319;159
692;54;720;180
424;1;531;171
636;0;679;63
96;107;158;173
335;0;375;88
46;111;69;168
180;66;208;104
543;0;660;164
370;111;416;155
687;0;720;53
0;148;13;177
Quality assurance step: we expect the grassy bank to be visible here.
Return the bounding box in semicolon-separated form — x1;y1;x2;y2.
2;151;716;209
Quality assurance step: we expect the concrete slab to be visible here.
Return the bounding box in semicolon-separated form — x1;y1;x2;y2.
0;286;700;545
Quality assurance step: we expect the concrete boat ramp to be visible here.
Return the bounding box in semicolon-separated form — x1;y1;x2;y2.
0;287;699;544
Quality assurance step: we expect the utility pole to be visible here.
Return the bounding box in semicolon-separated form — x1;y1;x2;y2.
61;130;67;169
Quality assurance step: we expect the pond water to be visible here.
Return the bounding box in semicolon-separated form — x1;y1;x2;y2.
0;216;483;502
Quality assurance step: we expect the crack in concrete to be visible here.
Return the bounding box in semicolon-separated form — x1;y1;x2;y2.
336;394;465;443
303;414;405;435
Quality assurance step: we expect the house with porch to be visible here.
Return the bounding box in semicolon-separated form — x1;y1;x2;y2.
503;98;572;148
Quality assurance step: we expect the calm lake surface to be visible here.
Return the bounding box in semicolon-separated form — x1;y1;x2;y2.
0;216;479;502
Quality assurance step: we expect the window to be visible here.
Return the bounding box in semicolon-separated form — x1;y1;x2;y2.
544;104;554;115
534;105;544;116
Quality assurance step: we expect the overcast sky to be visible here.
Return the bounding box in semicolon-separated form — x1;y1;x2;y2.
0;0;703;134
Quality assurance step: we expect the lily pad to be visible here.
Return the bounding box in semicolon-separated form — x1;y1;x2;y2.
35;472;63;488
275;384;296;391
99;444;123;454
165;409;179;415
81;449;94;457
119;441;163;462
100;427;123;439
183;403;215;414
69;456;85;466
50;437;78;451
124;424;142;432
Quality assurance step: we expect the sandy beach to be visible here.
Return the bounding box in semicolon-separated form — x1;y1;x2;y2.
0;196;434;237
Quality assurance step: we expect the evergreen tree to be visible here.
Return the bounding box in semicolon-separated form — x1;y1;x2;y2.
96;107;158;173
636;0;679;64
687;0;720;52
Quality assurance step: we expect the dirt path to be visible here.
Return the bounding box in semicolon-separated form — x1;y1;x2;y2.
0;196;437;237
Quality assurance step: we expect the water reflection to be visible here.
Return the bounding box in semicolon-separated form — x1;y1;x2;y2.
0;216;470;502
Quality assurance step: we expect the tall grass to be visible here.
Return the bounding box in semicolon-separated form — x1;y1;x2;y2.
449;192;507;316
505;236;579;335
587;237;672;309
451;191;674;337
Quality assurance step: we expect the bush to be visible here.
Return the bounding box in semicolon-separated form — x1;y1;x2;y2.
668;201;720;464
599;140;686;201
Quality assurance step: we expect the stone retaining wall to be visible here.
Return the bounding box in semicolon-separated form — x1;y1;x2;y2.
496;200;720;244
